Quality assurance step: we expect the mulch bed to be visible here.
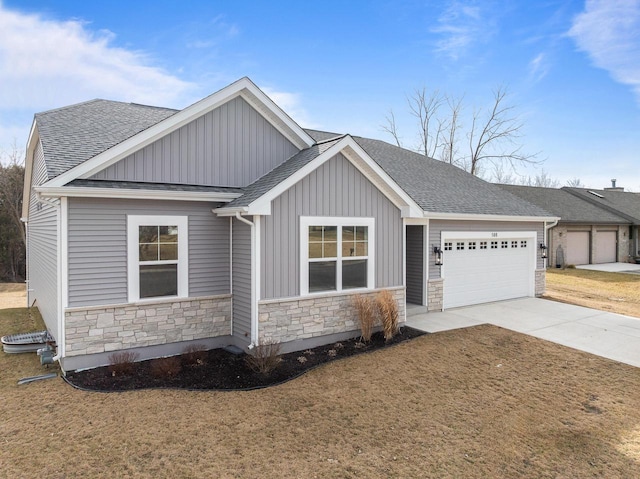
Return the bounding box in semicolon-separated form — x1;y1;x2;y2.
65;327;426;392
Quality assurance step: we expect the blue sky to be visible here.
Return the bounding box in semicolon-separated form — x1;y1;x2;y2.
1;0;639;190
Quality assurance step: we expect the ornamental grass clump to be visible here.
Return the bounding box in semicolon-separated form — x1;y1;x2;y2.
353;294;376;342
376;290;399;341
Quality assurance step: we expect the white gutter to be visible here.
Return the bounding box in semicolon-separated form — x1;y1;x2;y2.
37;186;241;203
424;211;560;222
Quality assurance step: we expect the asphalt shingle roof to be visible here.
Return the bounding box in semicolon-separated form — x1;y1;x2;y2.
225;137;344;208
496;184;630;224
564;187;640;224
34;100;554;219
353;136;552;217
69;179;244;195
35;99;177;180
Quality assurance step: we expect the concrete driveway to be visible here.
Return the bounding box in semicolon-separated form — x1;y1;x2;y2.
406;298;640;368
576;262;640;274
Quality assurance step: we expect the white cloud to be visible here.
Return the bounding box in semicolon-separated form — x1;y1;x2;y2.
528;52;550;82
262;87;319;129
0;4;196;111
568;0;640;101
431;1;494;60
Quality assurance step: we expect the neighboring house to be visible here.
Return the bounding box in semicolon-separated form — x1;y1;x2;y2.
22;77;556;372
564;185;640;263
498;183;639;266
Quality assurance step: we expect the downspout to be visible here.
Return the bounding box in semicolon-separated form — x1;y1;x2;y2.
20;218;31;307
234;212;258;349
544;219;559;268
35;192;65;362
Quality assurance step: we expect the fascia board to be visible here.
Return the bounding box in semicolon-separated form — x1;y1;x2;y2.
340;139;424;218
44;78;313;188
35;186;242;203
245;136;423;217
21;121;39;219
425;211;560;222
213;206;249;216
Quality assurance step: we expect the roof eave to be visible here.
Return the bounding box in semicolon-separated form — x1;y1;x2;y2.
424;211;560;222
35;185;242;203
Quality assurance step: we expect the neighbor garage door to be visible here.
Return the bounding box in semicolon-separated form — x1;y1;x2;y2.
594;231;617;264
566;231;589;265
442;232;536;310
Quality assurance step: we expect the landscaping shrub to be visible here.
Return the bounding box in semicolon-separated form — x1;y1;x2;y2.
376;290;399;341
182;343;207;366
150;356;182;378
108;351;140;376
245;339;282;375
353;294;376;342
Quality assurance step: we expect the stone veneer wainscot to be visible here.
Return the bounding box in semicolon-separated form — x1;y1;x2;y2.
258;287;406;344
64;295;231;356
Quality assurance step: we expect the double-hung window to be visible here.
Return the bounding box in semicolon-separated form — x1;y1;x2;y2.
127;215;188;302
301;217;374;295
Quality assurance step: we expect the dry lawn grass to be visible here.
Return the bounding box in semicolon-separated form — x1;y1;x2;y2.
0;282;27;309
2;308;640;478
546;269;640;319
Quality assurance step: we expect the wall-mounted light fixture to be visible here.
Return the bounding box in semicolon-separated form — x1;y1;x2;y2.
539;243;548;259
434;246;443;266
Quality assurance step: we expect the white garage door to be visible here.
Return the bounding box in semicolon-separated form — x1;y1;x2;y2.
594;231;617;264
566;231;589;265
442;233;536;310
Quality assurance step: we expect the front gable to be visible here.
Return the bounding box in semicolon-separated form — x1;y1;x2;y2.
90;96;300;188
43;77;314;189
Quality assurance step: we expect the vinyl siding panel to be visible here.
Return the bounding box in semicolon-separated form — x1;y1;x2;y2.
428;220;545;280
91;96;299;188
232;219;251;344
67;198;230;307
27;139;59;339
261;153;403;299
406;225;424;304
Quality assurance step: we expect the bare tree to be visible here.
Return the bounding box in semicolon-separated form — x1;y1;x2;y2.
566;177;584;187
408;87;446;158
467;87;541;176
517;169;560;188
441;95;463;167
382;88;446;158
381;110;403;148
383;85;542;177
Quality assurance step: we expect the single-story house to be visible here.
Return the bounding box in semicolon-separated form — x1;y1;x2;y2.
497;183;639;266
23;77;557;371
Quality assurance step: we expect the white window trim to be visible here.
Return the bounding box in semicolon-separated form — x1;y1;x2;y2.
300;216;375;296
127;215;189;303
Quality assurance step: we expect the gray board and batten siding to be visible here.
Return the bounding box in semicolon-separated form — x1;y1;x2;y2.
27;140;59;339
67;197;230;307
91;96;300;188
428;220;545;280
406;225;424;305
261;152;403;300
231;218;252;345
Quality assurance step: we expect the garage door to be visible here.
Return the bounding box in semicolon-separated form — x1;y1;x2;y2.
566;231;589;265
594;231;617;264
442;233;535;310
